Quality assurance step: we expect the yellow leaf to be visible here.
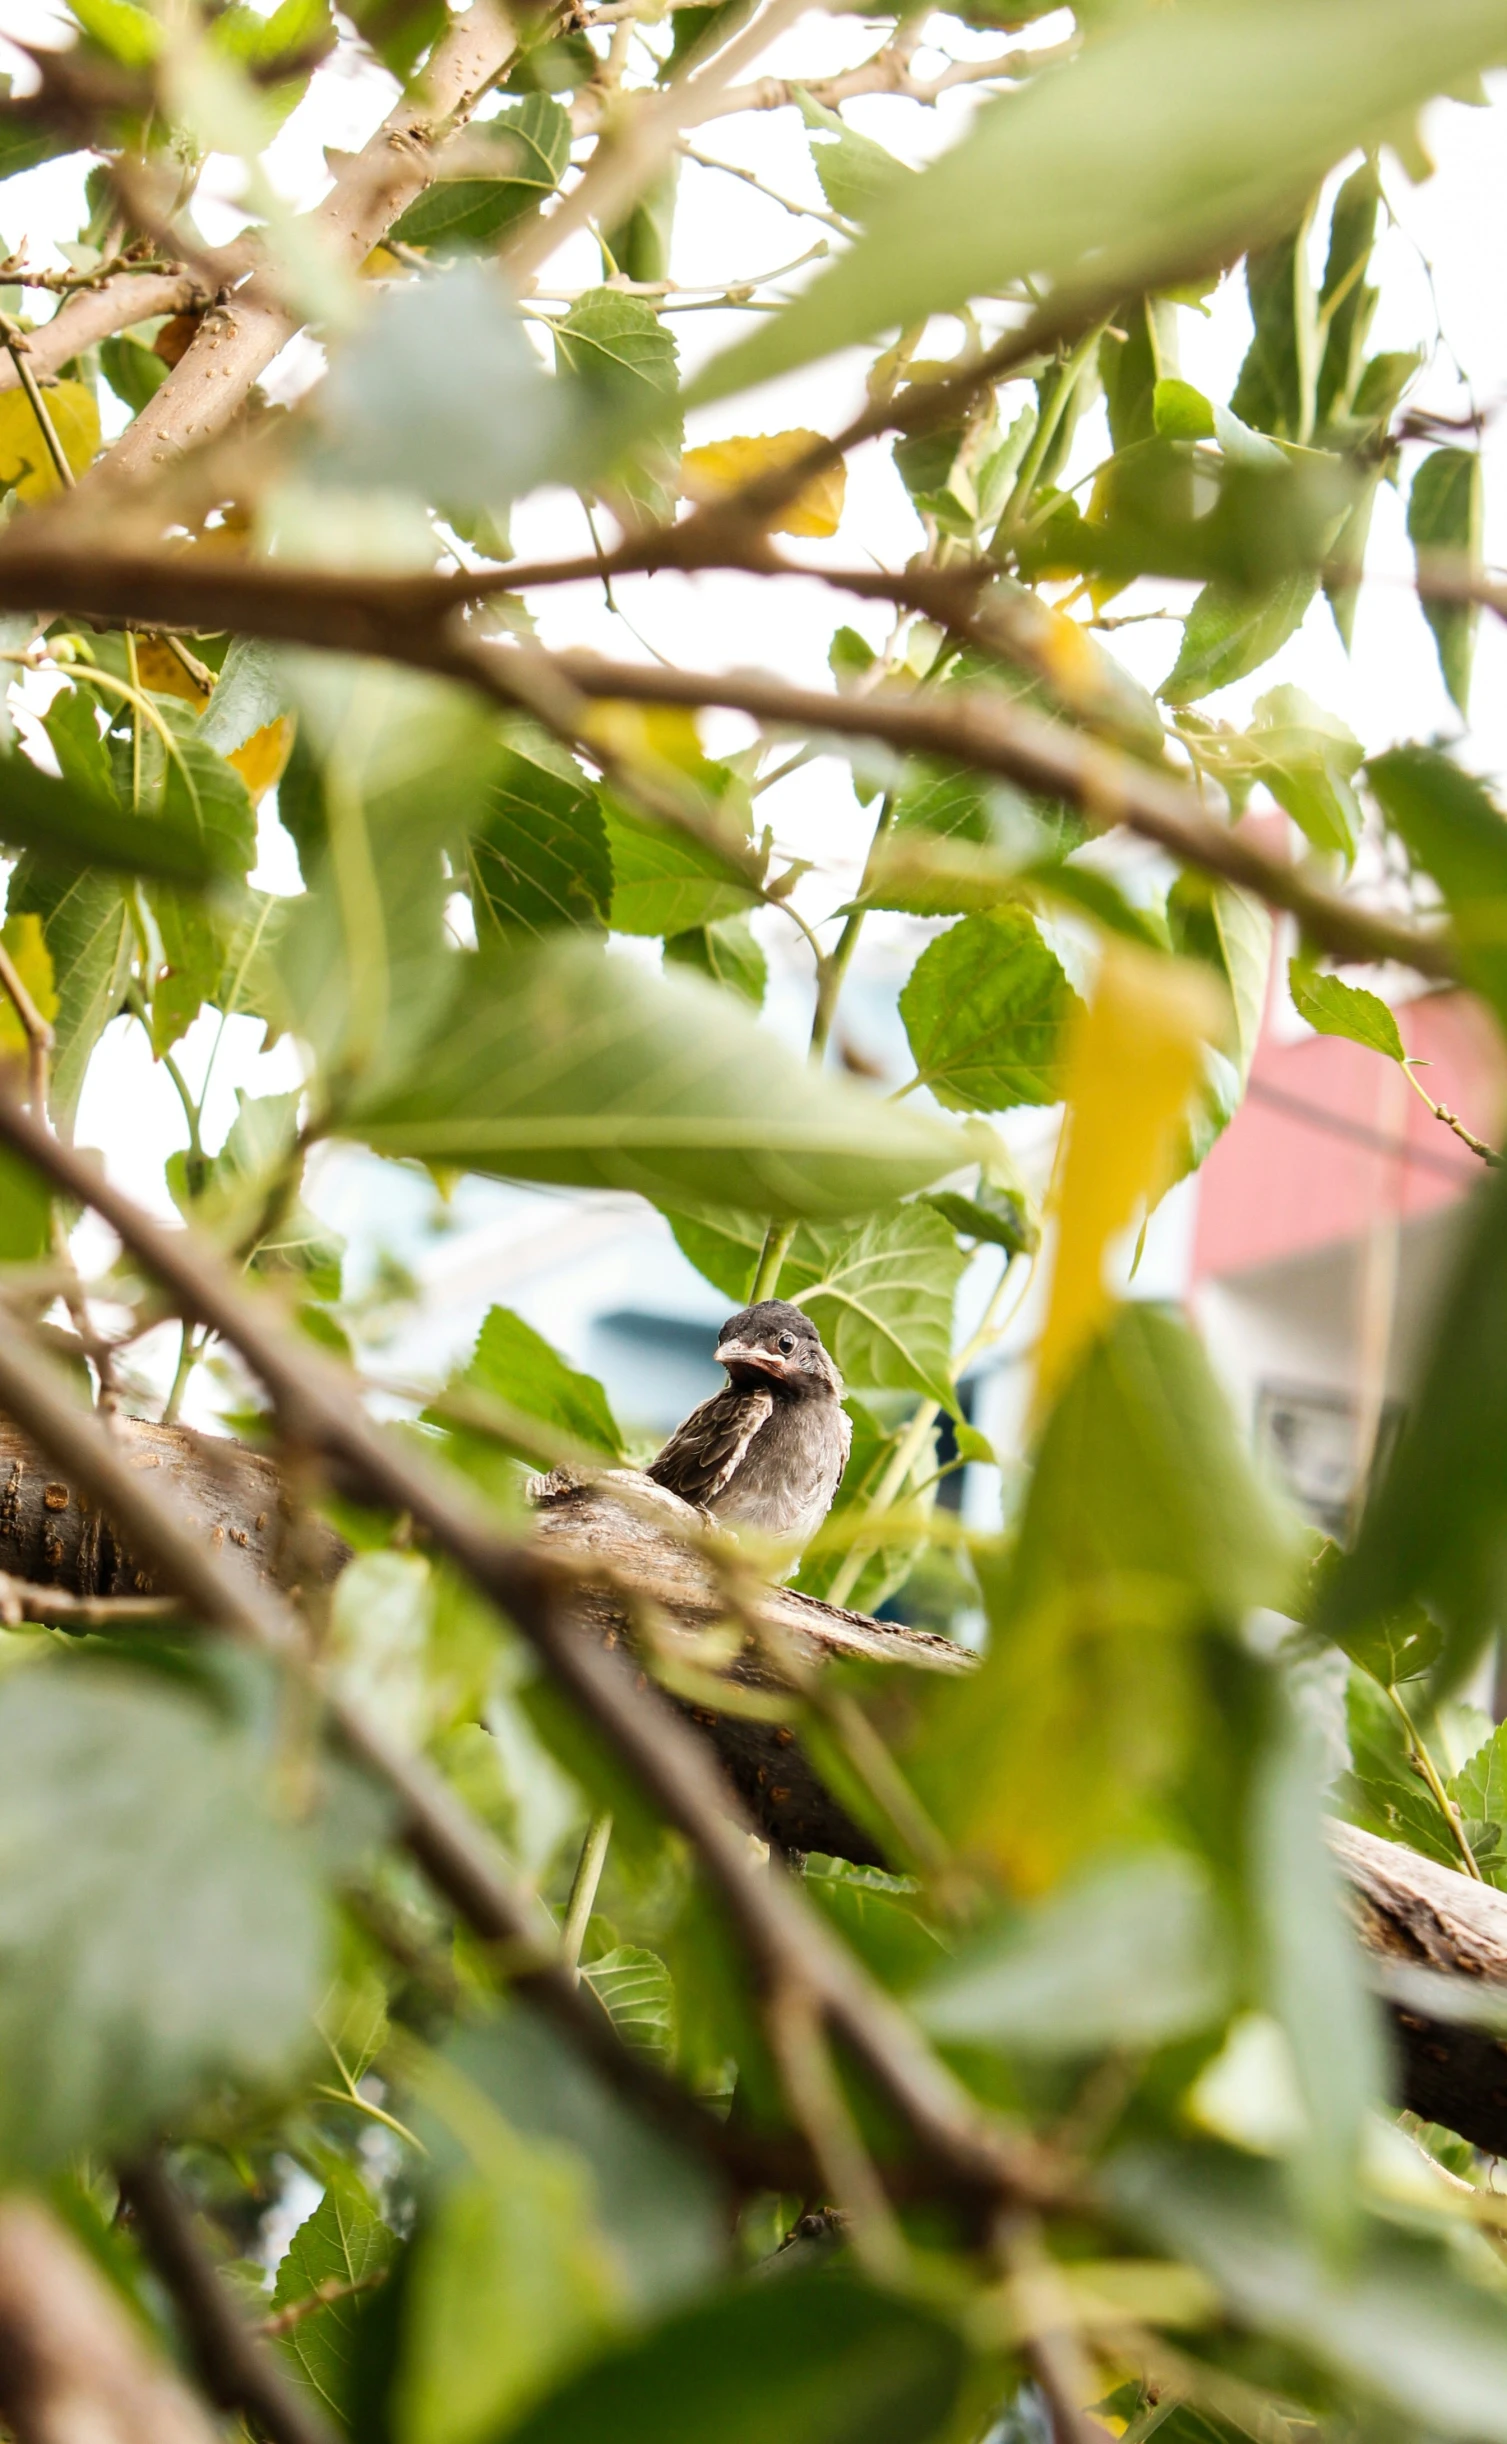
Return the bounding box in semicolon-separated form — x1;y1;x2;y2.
0;380;100;502
1035;942;1222;1411
134;638;210;706
680;430;845;539
230;713;295;805
0;912;58;1062
580;700;703;772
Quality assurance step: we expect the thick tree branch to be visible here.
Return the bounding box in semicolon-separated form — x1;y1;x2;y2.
0;2195;218;2444
0;534;1454;981
0;270;204;399
83;0;525;493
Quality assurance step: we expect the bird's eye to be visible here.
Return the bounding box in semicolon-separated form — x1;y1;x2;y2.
777;1332;796;1354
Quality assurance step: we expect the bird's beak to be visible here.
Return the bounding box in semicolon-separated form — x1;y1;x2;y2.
715;1337;790;1380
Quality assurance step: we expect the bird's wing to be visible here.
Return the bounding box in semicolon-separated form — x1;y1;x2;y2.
834;1405;853;1484
647;1386;774;1509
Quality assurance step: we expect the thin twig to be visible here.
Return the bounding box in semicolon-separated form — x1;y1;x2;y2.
259;2271;390;2339
0;1574;181;1631
0;934;53;1117
0;314;75;490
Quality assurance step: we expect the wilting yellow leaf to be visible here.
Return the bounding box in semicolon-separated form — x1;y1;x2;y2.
230;714;296;804
581;700;703;772
0;912;58;1062
362;244;408;279
0;380;100;501
134;637;210;706
680;430;845;539
1035;942;1221;1410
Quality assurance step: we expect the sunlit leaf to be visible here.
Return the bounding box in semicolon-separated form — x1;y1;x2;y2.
681;430;845;538
456;1305;624;1462
1036;942;1223;1408
272;2181;397;2422
0;380;98;500
1288;961;1405;1063
899;907;1077;1113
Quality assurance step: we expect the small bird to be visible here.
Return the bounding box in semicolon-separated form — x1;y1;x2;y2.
647;1299;851;1553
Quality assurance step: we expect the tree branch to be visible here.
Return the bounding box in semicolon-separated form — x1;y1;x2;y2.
0;270;204;400
0;534;1455;982
0;2194;218;2444
0;1083;1055;2222
82;0;526;494
117;2157;337;2444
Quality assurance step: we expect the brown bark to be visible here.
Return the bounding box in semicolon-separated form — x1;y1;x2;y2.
0;1413;342;1602
529;1468;972;1862
0;2196;217;2444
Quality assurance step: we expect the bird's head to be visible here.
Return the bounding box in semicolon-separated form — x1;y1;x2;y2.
714;1300;841;1399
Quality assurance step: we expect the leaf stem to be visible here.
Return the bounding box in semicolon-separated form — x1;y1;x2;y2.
1387;1684;1483;1880
561;1809;614;1975
1402;1058;1499;1165
0;314;76;491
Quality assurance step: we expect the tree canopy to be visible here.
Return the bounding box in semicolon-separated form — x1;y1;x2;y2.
0;3;1503;2442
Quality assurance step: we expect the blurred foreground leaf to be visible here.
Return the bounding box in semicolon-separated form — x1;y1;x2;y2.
348;939;965;1219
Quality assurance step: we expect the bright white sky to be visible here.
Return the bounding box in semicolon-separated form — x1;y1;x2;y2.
0;0;1503;1407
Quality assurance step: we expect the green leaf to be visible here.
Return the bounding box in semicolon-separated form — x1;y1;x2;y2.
1316;158;1382;427
1160;569;1317;704
1449;1723;1507;1885
1340;1667;1458;1868
690;0;1507;405
1366;744;1507;1016
346;937;965;1221
1111;2144;1507;2441
437;2007;725;2318
391;95;571;248
1230;207;1317;443
605;159;680;286
0;734;239;883
1408;445;1483;715
167;1088;342;1295
197;636;289;760
0;1143;51;1262
1102;298;1180;452
668;1201;964;1405
922;1176;1039;1258
99;333;169;415
794;86;910;223
602;795;758;936
1252;1690;1385;2248
1245;683;1365;861
67;0;161;64
320;262;557;512
1322;1162;1507;1692
915;1850;1231;2053
272;2182;397;2423
664;912;767;1005
899;907;1076;1112
798;1203;965;1407
499;2269;966;2444
6;862;133;1125
467;728;613;940
459;1305;623;1461
1153;376;1214;441
581;1945;675;2063
0;1660;325;2168
910;1308;1295;1888
398;2132;621;2444
342;0;445;78
554;289;682;520
1287;961;1405;1063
